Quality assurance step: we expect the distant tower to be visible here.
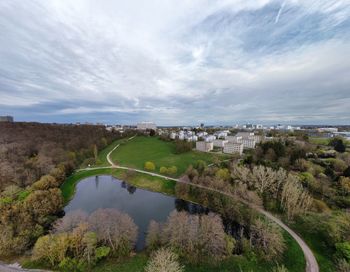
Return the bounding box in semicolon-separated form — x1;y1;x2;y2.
200;123;204;128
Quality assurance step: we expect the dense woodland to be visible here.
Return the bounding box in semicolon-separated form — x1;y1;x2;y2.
0;122;129;256
0;122;123;190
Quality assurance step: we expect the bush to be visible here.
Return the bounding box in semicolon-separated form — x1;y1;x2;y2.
159;167;168;175
272;264;289;272
329;138;346;153
144;161;156;171
336;258;350;272
335;242;350;262
145;248;184;272
168;166;177;176
312;199;330;213
58;257;87;272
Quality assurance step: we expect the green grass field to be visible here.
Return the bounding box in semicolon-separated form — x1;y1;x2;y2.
109;136;229;177
309;137;330;145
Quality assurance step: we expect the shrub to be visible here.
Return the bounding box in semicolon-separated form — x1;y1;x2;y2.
168;166;178;176
329;138;346;153
272;264;289;272
312;199;330;213
336;258;350;272
144;161;156;171
145;248;184;272
335;242;350;263
159;167;168;175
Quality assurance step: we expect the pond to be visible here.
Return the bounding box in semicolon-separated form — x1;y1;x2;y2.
64;175;209;250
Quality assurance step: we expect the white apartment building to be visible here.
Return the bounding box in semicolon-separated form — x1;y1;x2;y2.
186;135;198;142
137;122;157;130
223;142;243;155
236;132;254;138
213;139;228;148
226;136;242;143
240;138;256;149
197;132;208;138
204;135;216;142
248;135;262;143
170;132;176;139
196;141;213;152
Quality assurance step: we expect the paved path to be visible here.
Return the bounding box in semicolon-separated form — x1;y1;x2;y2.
78;137;319;272
0;263;49;272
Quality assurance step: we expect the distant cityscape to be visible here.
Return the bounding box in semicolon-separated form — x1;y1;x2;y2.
3;116;348;157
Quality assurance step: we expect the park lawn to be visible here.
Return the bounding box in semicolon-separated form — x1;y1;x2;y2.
96;138;130;166
110;136;229;177
290;223;335;272
309;137;330;145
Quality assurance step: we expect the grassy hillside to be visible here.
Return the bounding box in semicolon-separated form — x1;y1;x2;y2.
109;136;228;177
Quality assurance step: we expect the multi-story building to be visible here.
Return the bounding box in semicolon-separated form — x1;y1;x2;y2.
213;139;228;148
226;136;242;143
0;116;14;122
196;141;213;152
248;135;262;143
236;132;254;138
240;138;256;149
137;122;157;130
204;135;216;142
223;142;243;155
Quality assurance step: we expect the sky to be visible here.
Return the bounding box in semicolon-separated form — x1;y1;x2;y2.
0;0;349;125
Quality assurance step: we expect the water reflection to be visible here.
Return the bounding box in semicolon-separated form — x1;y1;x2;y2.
64;175;240;251
65;175;209;250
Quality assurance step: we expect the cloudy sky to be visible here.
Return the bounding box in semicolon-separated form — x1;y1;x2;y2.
0;0;349;125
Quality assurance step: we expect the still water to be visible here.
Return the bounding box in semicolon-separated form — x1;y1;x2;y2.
64;175;208;250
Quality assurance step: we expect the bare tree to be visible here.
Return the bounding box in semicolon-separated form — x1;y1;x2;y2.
88;208;138;256
146;220;161;251
231;165;252;188
250;218;286;261
145;248;184;272
251;165;277;195
159;211;230;264
281;175;312;220
54;209;89;233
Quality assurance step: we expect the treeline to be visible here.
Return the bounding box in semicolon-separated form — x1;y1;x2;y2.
0;122;131;256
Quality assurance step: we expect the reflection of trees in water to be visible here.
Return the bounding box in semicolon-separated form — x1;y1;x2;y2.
120;181;136;194
127;185;136;194
175;199;209;214
95;176;99;189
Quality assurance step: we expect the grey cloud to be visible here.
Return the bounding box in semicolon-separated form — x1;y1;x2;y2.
0;0;349;125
